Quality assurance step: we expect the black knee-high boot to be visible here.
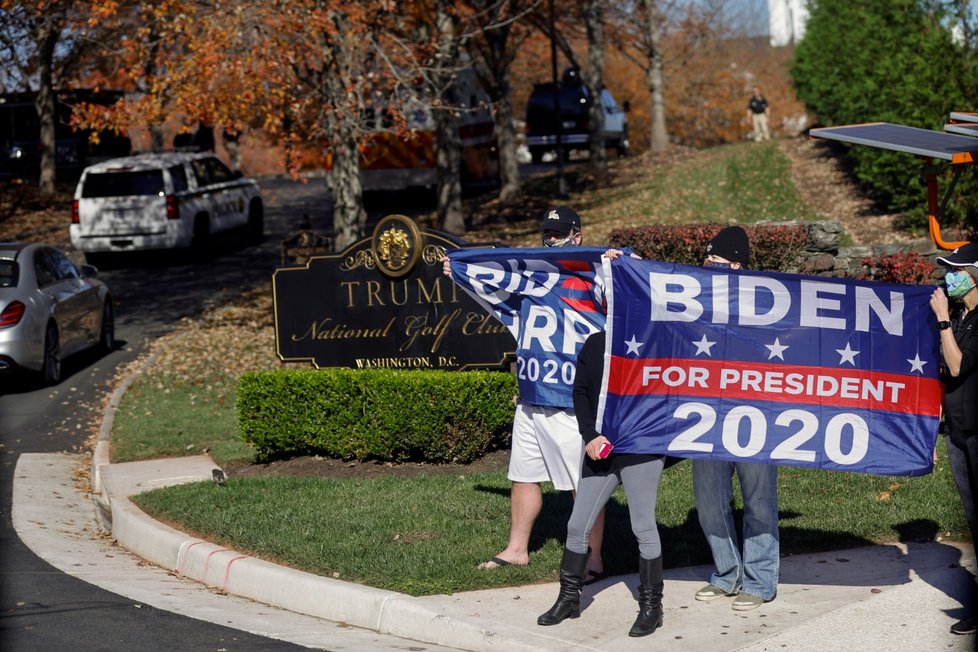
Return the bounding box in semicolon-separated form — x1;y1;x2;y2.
537;548;590;626
628;556;664;637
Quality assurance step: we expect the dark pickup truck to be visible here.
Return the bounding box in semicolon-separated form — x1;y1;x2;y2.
524;68;629;163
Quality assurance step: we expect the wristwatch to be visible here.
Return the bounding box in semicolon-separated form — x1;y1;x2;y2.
938;320;952;331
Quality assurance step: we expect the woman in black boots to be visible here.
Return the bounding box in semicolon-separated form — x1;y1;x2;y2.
537;329;668;637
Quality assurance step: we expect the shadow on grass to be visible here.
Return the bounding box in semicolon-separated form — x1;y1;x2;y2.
473;483;971;605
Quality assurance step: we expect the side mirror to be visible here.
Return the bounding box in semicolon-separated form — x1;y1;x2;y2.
622;100;631;113
232;170;243;179
80;264;99;278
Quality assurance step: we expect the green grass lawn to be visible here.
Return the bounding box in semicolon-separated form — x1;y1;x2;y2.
112;371;254;465
580;141;823;233
133;441;967;597
116;141;967;597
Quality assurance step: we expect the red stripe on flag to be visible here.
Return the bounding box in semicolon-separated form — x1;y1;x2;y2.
607;356;942;417
557;259;594;272
562;276;593;291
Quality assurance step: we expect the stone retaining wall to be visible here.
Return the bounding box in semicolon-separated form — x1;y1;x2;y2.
769;220;939;278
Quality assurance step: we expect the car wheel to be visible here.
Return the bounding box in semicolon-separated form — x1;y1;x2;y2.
190;214;211;261
41;323;61;386
99;300;115;352
245;200;264;246
85;252;110;269
616;137;629;158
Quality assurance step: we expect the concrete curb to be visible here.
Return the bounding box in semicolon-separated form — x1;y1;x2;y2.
90;338;587;652
91;335;180;529
107;491;587;652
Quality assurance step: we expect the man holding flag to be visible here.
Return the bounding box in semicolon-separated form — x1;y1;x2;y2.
689;226;781;611
442;206;607;580
596;225;940;615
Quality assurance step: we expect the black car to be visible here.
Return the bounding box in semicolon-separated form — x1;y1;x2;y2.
525;68;629;164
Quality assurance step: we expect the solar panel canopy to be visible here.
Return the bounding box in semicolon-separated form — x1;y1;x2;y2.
809;123;978;164
945;123;978;138
949;112;978;124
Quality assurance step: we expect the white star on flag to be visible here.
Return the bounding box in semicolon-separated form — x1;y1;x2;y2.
625;335;643;356
907;354;927;374
765;337;789;361
692;335;716;357
836;342;860;366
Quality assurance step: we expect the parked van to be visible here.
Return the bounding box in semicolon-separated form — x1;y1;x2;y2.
70;152;263;262
525;68;628;164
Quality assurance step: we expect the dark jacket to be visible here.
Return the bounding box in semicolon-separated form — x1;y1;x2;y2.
573;331;676;476
944;309;978;443
748;96;768;115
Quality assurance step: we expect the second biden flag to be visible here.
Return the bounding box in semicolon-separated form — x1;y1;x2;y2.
599;257;942;477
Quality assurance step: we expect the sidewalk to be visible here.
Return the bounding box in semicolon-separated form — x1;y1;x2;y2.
28;453;965;652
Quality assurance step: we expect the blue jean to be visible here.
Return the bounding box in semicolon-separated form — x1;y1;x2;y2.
692;459;779;600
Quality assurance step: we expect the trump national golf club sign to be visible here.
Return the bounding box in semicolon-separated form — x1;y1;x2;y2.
273;214;513;370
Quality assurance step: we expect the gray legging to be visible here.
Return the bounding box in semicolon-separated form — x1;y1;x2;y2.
565;456;665;560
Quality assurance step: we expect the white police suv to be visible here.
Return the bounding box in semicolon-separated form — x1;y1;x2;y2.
70;152;263;261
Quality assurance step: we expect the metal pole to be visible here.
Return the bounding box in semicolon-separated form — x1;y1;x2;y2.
549;0;567;198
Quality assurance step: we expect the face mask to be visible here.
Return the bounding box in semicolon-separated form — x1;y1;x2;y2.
945;270;975;299
543;234;575;248
704;261;732;269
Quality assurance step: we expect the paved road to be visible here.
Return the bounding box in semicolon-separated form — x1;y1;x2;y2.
0;170;561;649
0;176;336;650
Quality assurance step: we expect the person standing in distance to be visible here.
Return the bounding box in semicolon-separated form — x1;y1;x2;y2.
930;243;978;636
693;225;780;611
441;206;606;579
747;87;771;141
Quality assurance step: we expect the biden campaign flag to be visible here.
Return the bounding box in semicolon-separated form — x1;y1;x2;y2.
448;247;607;408
599;257;942;476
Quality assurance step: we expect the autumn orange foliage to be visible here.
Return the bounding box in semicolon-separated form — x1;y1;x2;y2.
60;1;806;177
508;14;806;151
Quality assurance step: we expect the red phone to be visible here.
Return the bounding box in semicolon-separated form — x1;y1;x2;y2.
598;442;613;459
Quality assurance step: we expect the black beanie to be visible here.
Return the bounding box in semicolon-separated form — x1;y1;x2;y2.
706;226;750;267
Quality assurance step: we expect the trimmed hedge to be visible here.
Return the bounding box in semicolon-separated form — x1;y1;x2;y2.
858;250;937;285
237;368;516;463
608;222;809;272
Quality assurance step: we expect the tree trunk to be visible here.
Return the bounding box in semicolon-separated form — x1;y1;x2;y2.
142;26;167;153
435;6;464;234
475;13;520;201
585;0;607;179
435;93;464;235
150;125;166;151
34;18;59;197
495;93;520;201
642;0;668;152
328;118;366;252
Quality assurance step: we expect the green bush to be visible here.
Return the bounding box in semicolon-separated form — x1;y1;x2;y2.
608;222;809;272
237;368;517;463
791;0;978;229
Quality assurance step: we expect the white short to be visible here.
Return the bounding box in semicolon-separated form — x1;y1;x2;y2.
507;402;585;491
